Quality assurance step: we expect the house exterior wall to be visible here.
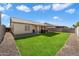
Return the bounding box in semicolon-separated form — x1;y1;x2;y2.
32;25;39;33
11;22;46;35
11;23;33;35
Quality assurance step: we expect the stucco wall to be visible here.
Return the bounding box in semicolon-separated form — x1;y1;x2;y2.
32;25;40;33
11;22;46;35
76;27;79;37
11;23;33;35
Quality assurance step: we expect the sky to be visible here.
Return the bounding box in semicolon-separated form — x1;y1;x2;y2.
0;3;79;27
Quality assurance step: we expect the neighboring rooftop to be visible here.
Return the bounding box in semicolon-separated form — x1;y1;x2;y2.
55;26;66;28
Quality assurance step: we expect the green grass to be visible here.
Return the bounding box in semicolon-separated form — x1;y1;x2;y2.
15;32;69;56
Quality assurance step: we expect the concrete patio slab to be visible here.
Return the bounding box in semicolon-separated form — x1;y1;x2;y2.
0;32;19;56
56;33;79;56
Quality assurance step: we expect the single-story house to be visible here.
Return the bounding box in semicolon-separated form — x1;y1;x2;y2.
10;17;55;35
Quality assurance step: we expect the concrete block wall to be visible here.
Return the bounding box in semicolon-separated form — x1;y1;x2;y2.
50;28;75;33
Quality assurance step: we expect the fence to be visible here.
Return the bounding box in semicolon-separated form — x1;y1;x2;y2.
48;28;75;33
0;25;6;43
62;28;75;33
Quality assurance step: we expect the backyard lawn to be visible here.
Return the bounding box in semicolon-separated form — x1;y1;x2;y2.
15;32;69;56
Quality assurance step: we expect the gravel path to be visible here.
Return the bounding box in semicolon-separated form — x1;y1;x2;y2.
56;33;79;56
0;32;19;56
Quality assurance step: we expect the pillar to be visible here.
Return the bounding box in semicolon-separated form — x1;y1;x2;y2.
76;27;79;37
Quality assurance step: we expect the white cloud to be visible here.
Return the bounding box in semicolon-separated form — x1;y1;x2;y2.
16;5;31;12
33;5;51;11
6;4;12;10
52;3;72;11
0;6;5;11
65;8;76;14
52;16;62;21
0;4;12;12
53;16;59;19
33;5;42;11
44;5;51;10
1;14;10;27
1;14;9;18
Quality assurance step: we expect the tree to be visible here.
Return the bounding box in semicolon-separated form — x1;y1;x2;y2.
73;24;76;28
76;22;79;27
64;26;69;29
73;22;79;28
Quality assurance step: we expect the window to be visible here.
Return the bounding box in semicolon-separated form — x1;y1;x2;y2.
28;25;30;30
25;24;30;31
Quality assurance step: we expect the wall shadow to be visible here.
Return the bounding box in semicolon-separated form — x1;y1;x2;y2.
42;32;59;37
15;32;59;40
